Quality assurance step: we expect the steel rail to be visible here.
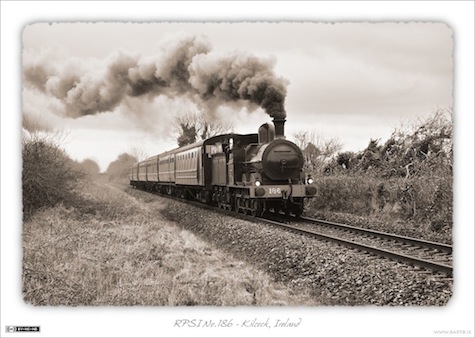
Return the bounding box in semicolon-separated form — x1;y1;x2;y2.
262;217;453;276
299;216;452;254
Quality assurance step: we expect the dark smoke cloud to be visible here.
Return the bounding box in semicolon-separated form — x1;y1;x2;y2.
189;53;288;118
23;35;288;119
156;40;288;118
157;35;211;94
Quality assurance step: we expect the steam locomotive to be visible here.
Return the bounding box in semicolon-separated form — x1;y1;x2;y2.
128;117;317;216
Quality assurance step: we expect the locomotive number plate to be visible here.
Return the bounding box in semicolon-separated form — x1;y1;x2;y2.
268;187;282;195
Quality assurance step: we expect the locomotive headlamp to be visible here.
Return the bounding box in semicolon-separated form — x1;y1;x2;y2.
307;177;314;185
255;180;262;187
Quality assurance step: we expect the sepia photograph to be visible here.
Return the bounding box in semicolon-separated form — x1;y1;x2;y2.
2;1;474;338
21;20;454;306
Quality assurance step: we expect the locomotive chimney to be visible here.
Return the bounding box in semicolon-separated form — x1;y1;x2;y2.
273;117;286;139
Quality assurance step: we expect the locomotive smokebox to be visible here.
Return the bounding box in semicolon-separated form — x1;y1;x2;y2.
273;117;286;139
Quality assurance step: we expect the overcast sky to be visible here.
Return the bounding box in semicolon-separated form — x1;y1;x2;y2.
22;22;453;171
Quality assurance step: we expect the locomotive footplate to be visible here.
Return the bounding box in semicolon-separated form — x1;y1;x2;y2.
248;184;316;199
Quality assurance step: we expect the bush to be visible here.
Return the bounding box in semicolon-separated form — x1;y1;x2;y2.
328;109;453;179
308;109;453;234
22;132;83;219
310;175;373;215
74;158;100;178
105;153;136;182
309;174;453;232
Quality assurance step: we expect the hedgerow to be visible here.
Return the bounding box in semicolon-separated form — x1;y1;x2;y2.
22;132;83;219
304;109;453;233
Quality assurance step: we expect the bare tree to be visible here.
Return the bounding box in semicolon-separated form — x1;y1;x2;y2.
199;115;235;140
292;130;342;173
174;110;234;146
129;146;148;162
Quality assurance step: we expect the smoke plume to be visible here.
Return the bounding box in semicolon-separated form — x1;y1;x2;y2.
23;35;288;119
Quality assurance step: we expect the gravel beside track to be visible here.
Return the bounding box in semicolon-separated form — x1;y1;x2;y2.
157;196;452;306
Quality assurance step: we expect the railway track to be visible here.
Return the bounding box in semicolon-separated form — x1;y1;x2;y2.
126;184;453;277
262;214;453;277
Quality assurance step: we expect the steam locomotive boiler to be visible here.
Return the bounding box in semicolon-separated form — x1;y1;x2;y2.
129;117;317;217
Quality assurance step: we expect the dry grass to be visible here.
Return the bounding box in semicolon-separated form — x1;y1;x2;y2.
23;182;314;306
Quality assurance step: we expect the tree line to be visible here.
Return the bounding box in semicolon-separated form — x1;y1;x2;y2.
294;108;452;180
297;108;452;232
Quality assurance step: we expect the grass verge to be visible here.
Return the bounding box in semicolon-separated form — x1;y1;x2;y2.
23;181;315;306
